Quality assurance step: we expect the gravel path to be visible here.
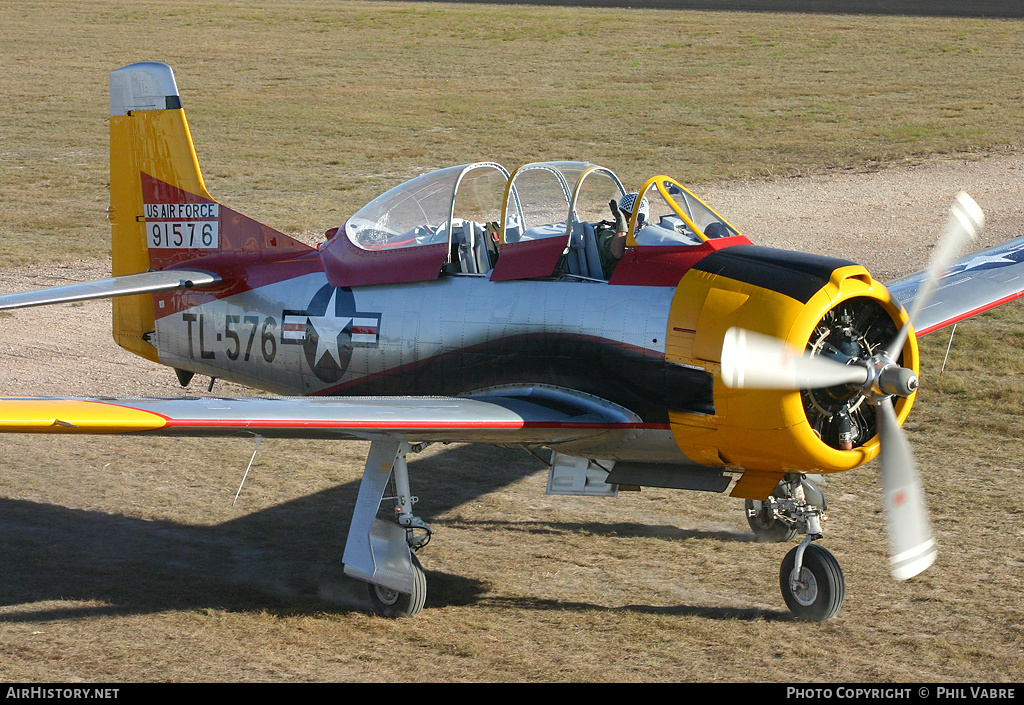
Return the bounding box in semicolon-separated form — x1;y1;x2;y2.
702;152;1024;281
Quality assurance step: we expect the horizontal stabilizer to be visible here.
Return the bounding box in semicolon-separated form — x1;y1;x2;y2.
0;269;220;311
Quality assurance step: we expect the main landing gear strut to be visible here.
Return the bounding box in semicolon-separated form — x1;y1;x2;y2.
342;444;845;621
746;474;845;621
343;439;432;617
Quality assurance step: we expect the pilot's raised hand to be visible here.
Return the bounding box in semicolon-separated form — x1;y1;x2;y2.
609;199;627;234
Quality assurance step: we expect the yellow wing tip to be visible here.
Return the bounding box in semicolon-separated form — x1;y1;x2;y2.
0;400;167;434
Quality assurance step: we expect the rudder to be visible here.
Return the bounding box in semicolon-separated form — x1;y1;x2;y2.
107;62;312;362
109;62;213;361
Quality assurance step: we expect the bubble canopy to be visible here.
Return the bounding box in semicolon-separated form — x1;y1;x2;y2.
345;162;511;251
319;161;742;287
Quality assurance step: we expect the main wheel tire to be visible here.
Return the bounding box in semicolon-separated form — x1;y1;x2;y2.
779;543;845;621
745;497;798;543
367;553;427;618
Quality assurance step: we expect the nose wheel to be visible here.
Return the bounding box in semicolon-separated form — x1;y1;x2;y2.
744;475;845;620
780;540;845;621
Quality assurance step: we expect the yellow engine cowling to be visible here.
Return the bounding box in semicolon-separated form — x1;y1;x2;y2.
664;246;919;499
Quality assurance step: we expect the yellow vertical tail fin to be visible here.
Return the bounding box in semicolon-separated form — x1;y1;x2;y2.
109;62;213;362
107;62;312;363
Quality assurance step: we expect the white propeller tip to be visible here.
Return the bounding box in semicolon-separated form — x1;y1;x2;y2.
952;191;984;241
890;539;937;581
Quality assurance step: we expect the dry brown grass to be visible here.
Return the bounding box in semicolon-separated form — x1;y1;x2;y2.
1;0;1023;683
3;2;1024;263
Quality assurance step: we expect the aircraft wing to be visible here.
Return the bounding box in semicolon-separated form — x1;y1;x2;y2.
887;235;1024;336
0;391;642;446
0;269;220;310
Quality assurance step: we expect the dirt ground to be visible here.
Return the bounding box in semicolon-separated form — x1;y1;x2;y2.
1;152;1023;682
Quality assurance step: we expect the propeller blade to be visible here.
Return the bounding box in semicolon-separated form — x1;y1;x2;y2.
888;192;984;357
875;397;936;580
721;327;869;390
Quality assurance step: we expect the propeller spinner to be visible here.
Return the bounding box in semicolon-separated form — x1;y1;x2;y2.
720;192;983;582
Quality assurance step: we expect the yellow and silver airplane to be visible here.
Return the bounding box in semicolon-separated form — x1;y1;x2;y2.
2;62;1022;620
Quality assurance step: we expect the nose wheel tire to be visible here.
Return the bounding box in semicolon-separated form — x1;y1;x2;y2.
367;554;427;618
780;543;845;621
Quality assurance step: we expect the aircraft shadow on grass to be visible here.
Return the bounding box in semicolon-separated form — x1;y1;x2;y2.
0;444;777;622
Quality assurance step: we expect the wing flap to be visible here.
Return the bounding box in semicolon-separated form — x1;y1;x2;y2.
0;393;642;445
0;269;221;311
887;235;1024;335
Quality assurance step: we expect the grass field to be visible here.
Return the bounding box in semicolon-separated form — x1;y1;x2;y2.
1;0;1023;683
2;1;1023;262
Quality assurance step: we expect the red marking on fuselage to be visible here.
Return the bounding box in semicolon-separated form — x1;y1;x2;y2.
610;236;752;287
489;237;568;282
141;174;322;318
319;226;449;288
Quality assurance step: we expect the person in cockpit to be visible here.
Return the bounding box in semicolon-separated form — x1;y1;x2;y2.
595;192;648;279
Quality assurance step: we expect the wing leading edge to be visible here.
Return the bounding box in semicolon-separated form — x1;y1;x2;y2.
0;390;644;446
887;235;1024;336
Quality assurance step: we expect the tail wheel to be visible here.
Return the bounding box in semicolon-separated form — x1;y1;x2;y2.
367;554;427;618
780;543;845;621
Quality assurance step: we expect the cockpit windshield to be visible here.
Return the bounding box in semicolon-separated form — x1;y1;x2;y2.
629;177;740;246
346;163;509;251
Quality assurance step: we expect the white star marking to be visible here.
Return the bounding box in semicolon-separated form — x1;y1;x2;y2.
304;288;353;367
945;241;1024;278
